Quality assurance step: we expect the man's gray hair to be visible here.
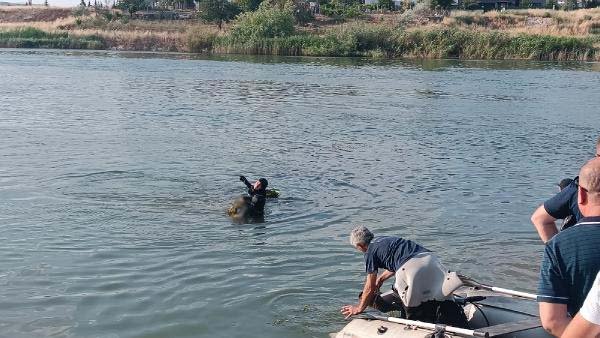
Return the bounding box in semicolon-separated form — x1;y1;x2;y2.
350;226;374;247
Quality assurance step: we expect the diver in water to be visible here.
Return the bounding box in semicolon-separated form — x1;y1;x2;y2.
238;176;268;218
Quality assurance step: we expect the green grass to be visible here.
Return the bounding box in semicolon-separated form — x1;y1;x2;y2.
198;24;597;60
0;27;105;49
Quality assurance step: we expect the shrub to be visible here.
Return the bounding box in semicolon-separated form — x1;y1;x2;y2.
72;5;90;17
321;1;365;19
77;15;110;29
0;27;66;39
0;27;105;49
378;0;395;10
197;0;241;29
230;2;295;41
235;0;262;11
293;1;314;24
454;15;487;26
187;27;218;52
588;22;600;34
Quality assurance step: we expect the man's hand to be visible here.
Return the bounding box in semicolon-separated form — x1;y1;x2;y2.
341;304;363;319
375;270;394;290
239;175;246;182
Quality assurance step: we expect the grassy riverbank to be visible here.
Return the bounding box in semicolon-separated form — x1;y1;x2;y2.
1;6;599;60
199;24;597;60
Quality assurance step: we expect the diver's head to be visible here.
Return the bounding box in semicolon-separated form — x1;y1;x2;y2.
253;178;268;191
558;178;573;192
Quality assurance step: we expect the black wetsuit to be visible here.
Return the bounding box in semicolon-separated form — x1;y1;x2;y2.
242;179;266;217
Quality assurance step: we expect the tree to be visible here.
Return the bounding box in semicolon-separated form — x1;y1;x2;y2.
519;0;530;8
80;0;86;6
196;0;241;29
230;1;294;39
378;0;394;10
292;0;314;23
235;0;262;11
115;0;147;16
430;0;452;8
44;0;48;5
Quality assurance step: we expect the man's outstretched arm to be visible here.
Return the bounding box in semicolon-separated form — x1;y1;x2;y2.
341;273;377;318
239;175;252;190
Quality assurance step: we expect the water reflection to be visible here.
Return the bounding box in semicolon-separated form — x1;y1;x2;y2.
1;48;599;71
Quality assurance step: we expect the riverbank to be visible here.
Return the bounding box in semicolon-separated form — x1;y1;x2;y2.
1;6;599;60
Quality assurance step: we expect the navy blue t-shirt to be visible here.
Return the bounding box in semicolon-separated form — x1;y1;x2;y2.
543;177;582;224
364;236;430;274
537;216;600;315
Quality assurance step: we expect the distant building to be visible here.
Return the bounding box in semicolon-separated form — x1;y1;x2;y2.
173;0;194;10
459;0;545;9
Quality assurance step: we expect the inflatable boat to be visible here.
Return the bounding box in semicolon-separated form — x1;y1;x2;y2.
333;285;551;338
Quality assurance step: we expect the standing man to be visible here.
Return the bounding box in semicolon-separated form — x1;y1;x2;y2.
531;137;600;242
341;226;467;327
537;158;600;337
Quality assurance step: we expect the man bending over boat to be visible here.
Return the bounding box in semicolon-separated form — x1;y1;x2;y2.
537;157;600;337
341;226;467;327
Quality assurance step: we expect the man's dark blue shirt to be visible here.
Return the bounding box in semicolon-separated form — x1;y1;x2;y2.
537;216;600;315
364;236;429;274
544;177;583;225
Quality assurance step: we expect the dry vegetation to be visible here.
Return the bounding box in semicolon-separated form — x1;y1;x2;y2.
443;8;600;35
0;6;71;22
0;7;217;51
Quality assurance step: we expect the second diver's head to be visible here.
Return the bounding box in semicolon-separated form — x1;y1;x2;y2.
558;178;573;192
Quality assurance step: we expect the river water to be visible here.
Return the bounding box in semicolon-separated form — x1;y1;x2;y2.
1;49;599;338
